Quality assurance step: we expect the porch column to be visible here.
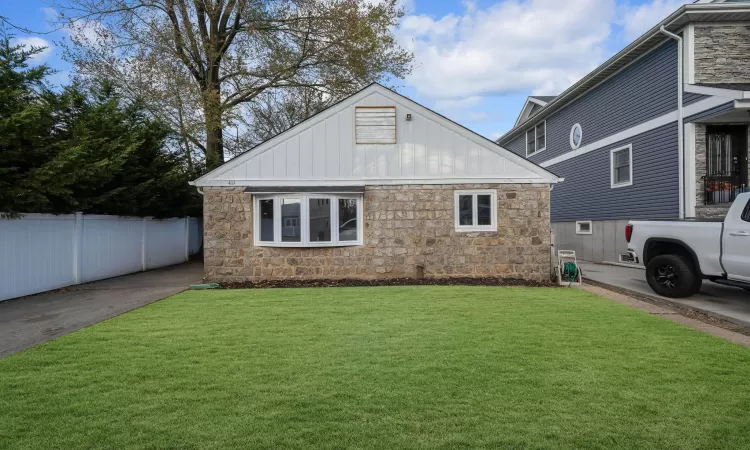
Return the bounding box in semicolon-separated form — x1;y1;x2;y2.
685;123;697;218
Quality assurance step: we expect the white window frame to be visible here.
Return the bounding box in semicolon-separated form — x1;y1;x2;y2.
453;190;498;232
253;193;363;247
575;220;593;235
525;120;547;157
610;144;634;189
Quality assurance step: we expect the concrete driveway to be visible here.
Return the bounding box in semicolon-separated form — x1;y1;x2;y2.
0;262;203;358
580;262;750;327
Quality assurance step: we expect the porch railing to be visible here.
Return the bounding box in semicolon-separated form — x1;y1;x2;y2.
703;173;748;205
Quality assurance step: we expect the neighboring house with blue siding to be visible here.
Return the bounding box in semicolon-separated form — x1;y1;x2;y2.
497;0;750;263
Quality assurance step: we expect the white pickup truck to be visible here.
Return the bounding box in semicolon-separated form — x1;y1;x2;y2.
626;193;750;298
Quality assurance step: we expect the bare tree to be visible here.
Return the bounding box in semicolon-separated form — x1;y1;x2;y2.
54;0;412;169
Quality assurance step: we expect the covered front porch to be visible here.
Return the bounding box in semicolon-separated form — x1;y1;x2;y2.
687;85;750;219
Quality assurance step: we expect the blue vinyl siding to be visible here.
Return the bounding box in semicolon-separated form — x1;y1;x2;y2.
684;92;709;106
504;134;526;156
528;103;542;118
686;101;734;122
503;40;679;163
548;123;679;222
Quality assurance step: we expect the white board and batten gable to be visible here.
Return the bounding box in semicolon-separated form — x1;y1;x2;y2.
192;84;561;187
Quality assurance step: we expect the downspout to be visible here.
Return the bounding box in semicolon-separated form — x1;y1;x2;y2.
659;26;685;219
196;187;204;196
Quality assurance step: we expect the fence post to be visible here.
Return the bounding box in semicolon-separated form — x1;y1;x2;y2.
184;217;190;262
72;212;83;284
141;217;148;271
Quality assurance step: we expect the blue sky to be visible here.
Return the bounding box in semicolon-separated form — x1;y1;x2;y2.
2;0;691;139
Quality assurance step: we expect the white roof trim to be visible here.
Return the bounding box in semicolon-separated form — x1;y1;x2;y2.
196;178;556;187
192;84;560;186
513;97;549;127
685;83;750;99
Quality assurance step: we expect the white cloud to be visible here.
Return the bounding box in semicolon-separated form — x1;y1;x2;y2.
434;95;483;111
397;0;616;101
488;130;506;141
618;0;688;41
433;95;491;123
43;7;107;45
10;37;54;62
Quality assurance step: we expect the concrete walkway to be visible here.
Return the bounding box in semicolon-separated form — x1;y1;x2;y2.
579;262;750;327
0;262;203;358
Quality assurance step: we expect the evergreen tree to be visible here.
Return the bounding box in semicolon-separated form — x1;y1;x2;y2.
0;34;202;218
0;35;56;216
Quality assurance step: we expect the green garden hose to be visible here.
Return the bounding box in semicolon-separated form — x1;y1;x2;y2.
561;262;580;285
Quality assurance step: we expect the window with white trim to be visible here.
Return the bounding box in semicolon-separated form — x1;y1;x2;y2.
526;121;546;157
576;220;593;235
254;194;363;247
454;190;497;232
610;145;633;188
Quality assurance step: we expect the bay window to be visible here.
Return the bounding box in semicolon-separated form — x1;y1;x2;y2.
254;193;363;247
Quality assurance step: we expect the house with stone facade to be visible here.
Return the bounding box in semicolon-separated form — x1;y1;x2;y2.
497;0;750;264
191;84;561;282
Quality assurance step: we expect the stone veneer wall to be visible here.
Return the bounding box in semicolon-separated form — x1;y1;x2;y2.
695;123;707;208
203;184;552;283
694;24;750;84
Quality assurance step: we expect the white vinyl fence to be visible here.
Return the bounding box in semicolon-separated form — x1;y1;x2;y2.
0;214;202;301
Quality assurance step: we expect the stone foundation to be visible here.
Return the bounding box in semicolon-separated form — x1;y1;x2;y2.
695;24;750;84
203;184;552;283
696;204;731;220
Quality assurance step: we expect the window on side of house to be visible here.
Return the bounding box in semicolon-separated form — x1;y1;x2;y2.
526;121;546;157
355;106;396;144
576;220;593;235
454;190;497;232
610;144;633;188
254;194;363;247
742;199;750;223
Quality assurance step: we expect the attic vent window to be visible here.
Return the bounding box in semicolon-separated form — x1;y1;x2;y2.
355;106;396;144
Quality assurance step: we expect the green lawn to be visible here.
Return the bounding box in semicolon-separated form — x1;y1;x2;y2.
2;287;750;449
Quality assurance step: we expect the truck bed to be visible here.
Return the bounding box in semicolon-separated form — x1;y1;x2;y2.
627;219;724;276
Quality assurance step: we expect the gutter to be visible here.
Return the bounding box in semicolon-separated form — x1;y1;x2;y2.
658;26;685;220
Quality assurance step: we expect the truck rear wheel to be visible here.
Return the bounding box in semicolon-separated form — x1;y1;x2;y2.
646;255;702;298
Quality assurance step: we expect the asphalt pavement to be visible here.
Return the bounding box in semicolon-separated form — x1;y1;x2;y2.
0;262;203;358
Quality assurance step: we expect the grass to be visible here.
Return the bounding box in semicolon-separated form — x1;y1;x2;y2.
2;287;750;449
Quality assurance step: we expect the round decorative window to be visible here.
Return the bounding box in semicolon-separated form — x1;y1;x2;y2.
570;123;583;149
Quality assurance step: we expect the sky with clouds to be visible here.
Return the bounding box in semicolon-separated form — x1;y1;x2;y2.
3;0;691;139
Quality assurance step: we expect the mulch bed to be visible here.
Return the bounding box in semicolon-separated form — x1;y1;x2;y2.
221;277;559;290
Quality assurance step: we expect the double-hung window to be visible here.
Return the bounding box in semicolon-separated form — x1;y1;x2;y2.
454;190;497;232
526;121;546;157
254;193;363;247
610;144;633;188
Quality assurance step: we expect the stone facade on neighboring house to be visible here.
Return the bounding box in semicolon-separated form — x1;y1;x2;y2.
203;184;552;283
695;123;707;209
695;24;750;84
693;124;750;220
